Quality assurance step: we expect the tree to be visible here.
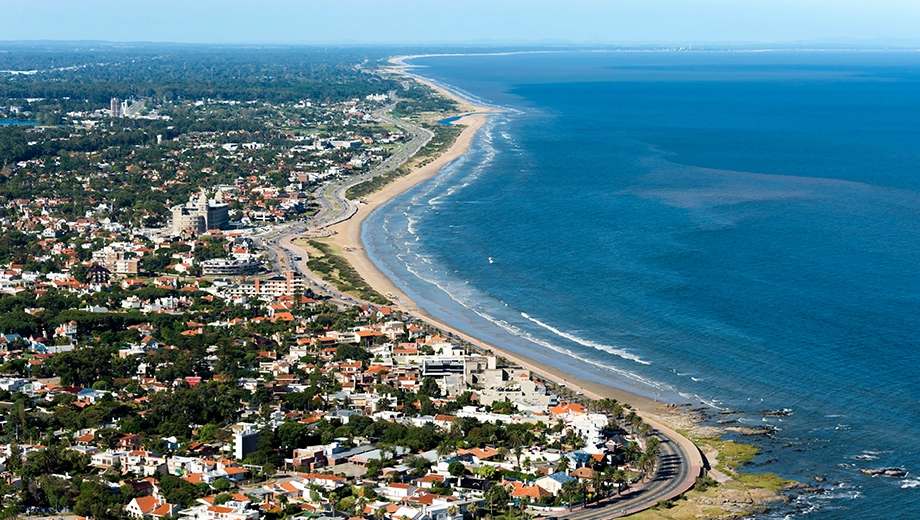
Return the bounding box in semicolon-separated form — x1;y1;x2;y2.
419;376;441;398
643;439;660;478
561;480;579;511
70;263;89;283
646;436;661;455
639;422;653;437
277;421;314;454
477;465;496;480
591;471;605;502
213;478;231;491
554;455;571;474
328;491;339;518
637;453;654;482
436;440;455;460
486;484;509;517
74;477;127;519
448;461;466;477
611;469;628;495
42;475;73;510
512;445;523;470
405;455;432;477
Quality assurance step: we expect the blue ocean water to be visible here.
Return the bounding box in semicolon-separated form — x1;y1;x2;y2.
363;51;920;517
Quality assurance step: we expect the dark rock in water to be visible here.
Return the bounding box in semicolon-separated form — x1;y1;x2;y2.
812;476;826;482
717;419;736;424
781;443;794;449
726;426;775;436
760;408;793;417
719;409;740;415
859;467;908;478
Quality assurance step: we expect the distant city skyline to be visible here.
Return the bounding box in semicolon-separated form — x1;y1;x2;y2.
5;0;920;46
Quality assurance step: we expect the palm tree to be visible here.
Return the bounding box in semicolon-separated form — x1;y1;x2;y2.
436;440;455;460
637;453;654;482
554;455;571;474
561;480;578;511
612;469;628;495
513;445;523;470
498;446;511;465
591;471;604;502
624;440;641;465
639;422;653;438
328;491;339;518
627;412;643;435
602;467;617;498
646;437;660;459
447;505;459;519
644;442;660;478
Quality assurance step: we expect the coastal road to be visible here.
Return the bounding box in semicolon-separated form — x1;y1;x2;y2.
538;428;699;519
308;104;433;228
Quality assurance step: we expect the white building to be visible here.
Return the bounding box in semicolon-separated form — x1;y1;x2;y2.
172;190;230;236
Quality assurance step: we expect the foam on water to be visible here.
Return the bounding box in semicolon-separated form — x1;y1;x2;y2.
364;51;920;519
520;312;651;365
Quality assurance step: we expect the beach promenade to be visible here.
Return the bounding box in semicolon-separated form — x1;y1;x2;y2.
269;59;705;516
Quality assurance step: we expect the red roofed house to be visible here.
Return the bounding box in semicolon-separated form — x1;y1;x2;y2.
549;403;587;416
507;481;552;501
221;466;250;481
126;496;179;518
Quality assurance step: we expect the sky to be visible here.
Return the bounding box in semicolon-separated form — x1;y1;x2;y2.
5;0;920;45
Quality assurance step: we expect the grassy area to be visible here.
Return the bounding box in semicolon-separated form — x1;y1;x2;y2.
626;433;796;519
733;472;791;491
298;238;389;304
689;435;760;475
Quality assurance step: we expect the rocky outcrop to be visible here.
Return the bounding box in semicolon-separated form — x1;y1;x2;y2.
725;426;775;436
690;487;788;513
860;467;908;478
760;408;793;417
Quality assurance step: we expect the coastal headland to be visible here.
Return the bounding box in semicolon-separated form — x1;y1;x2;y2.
285;55;798;518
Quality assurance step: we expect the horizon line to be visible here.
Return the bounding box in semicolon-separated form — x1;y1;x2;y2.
1;38;920;49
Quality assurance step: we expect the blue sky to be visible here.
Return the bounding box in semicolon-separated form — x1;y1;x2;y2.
6;0;920;45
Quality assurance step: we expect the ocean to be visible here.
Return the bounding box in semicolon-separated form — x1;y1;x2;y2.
363;51;920;517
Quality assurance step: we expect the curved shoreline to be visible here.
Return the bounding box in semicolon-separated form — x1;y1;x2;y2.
286;54;706;509
325;56;682;415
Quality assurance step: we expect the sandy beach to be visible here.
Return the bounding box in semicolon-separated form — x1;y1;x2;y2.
286;57;705;481
304;63;672;414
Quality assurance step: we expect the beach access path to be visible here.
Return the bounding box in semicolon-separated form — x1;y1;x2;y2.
268;59;705;516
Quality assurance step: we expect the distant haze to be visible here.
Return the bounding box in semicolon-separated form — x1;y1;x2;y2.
5;0;920;46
